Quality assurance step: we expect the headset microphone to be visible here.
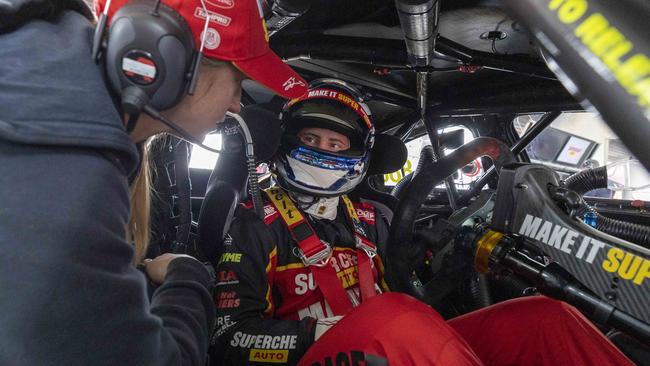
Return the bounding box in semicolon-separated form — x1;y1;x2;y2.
142;105;223;153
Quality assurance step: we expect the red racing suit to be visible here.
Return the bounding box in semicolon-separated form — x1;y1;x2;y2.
209;195;389;365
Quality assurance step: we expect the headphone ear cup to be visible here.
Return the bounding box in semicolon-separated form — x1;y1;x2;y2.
104;2;195;111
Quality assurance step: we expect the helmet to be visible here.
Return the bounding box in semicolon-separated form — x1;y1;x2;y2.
274;79;375;197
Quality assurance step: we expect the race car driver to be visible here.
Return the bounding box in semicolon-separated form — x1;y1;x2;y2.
210;80;633;365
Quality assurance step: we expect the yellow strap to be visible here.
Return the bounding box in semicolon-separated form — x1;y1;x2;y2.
341;195;360;223
264;187;304;227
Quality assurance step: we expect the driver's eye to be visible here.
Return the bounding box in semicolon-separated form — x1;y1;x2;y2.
300;134;318;146
329;142;343;151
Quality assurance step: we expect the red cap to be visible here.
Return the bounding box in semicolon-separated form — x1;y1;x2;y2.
96;0;308;99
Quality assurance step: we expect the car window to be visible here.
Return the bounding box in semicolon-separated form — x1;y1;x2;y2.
515;112;650;200
384;126;481;189
189;133;222;170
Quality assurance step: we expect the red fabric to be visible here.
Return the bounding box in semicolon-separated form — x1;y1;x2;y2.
298;294;633;366
96;0;307;99
298;293;483;366
448;296;634;366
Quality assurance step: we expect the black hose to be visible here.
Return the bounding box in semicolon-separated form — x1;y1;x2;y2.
595;214;650;248
469;274;492;309
247;156;264;219
563;166;608;195
561;167;650;248
391;145;435;199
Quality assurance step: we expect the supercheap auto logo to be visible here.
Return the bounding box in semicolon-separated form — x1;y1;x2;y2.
229;332;298;363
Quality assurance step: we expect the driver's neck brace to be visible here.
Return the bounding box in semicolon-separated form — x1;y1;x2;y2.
291;192;340;221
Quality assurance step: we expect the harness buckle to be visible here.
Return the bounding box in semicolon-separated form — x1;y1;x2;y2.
294;241;333;267
355;236;377;259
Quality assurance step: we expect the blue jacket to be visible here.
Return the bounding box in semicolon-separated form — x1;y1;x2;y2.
0;2;215;365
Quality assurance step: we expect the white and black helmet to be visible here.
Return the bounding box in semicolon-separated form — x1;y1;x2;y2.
274;79;375;197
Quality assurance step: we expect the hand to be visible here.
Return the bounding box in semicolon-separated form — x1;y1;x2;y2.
314;316;343;341
143;253;196;285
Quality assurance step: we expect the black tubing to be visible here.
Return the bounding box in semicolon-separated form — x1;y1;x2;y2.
563;166;650;248
596;213;650;248
391;145;435;199
561;167;650;248
563;166;608;195
469;274;492;309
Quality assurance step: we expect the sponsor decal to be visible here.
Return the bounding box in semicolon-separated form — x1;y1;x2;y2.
121;51;156;85
194;7;232;27
214;315;236;337
295;89;372;129
267;187;301;226
518;214;650;286
282;77;306;91
264;205;278;219
217;291;241;309
205;0;234;9
519;214;605;263
293;252;359;295
219;252;242;264
356;208;375;224
297;300;334;320
311;351;388;366
230;332;298;350
217;270;239;286
547;0;650;109
249;349;288;363
602;247;650;286
200;28;221;50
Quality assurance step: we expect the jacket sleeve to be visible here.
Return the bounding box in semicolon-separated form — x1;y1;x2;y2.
0;143;214;366
211;208;317;365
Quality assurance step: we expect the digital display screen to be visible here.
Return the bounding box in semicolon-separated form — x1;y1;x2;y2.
526;127;597;167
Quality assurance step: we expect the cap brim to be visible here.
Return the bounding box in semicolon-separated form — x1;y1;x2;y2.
233;51;308;99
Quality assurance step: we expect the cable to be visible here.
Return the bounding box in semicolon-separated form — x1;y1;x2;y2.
142;105;222;153
143;105;265;219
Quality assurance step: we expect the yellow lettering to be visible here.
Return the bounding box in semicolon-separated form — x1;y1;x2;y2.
590;28;625;57
557;0;588;24
633;260;650;285
548;0;566;11
602;41;633;69
575;13;609;44
618;253;643;280
389;171;402;183
219;252;242;264
249;350;288;363
403;159;413;174
602;247;624;272
615;54;650;92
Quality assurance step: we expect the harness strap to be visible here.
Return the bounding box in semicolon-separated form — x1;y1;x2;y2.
265;187;353;315
341;196;379;302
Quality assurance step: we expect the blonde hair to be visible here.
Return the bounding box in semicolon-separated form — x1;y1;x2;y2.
129;138;154;264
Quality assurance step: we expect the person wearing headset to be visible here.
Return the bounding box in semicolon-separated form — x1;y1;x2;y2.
0;0;306;365
210;81;633;365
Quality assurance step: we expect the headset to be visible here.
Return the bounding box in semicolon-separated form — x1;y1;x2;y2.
92;0;224;153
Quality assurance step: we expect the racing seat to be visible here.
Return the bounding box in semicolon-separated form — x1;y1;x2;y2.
197;106;281;267
350;134;407;222
197;131;249;267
